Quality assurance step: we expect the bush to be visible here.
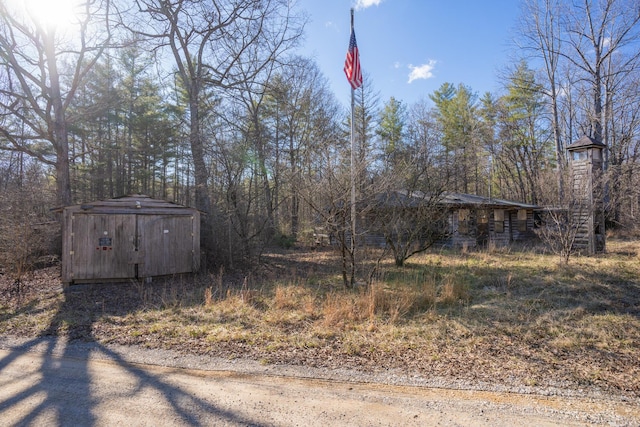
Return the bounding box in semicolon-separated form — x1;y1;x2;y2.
0;185;57;303
275;233;296;249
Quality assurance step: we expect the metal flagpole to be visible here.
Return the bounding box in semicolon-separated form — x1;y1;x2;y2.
349;8;356;285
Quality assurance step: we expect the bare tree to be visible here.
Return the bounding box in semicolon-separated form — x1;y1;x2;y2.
0;162;56;306
295;72;364;288
124;0;303;259
0;0;112;206
517;0;566;200
301;143;364;288
371;190;448;267
559;0;640;230
371;102;449;267
535;169;603;263
562;0;640;146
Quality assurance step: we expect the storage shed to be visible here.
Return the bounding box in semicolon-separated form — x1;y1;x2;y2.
57;195;200;286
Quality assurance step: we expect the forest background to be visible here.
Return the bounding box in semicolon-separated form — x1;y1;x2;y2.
1;0;640;277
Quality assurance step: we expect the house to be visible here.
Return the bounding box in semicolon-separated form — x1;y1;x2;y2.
359;190;538;250
437;192;538;249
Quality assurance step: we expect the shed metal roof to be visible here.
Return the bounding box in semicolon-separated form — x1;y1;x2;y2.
53;194;197;215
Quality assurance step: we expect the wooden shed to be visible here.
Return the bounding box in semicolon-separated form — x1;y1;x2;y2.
57;195;200;286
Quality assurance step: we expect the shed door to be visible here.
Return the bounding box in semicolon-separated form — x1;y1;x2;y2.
71;214;137;281
137;215;195;277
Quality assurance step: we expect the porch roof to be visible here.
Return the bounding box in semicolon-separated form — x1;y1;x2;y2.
388;190;538;210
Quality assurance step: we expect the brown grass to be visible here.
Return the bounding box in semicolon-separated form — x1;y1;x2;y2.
1;240;639;397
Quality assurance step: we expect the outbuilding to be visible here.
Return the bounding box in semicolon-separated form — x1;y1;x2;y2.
57;195;200;286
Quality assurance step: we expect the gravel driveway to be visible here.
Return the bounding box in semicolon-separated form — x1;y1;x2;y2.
0;336;638;426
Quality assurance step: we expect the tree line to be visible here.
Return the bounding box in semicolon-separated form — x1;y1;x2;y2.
1;0;640;277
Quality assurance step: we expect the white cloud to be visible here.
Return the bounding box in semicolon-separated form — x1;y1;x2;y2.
393;61;402;69
355;0;383;11
324;20;338;31
407;60;437;83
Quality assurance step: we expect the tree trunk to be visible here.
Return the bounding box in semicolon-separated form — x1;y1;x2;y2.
189;96;214;262
45;32;72;207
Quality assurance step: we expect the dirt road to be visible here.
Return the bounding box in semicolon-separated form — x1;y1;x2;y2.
0;338;638;426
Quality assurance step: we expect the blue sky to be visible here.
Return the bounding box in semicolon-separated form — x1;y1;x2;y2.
295;0;522;109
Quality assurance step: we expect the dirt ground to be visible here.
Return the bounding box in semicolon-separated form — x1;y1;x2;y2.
0;336;638;426
1;250;640;425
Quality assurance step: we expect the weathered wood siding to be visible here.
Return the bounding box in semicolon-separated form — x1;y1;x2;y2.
490;209;512;246
60;195;200;285
67;214;136;282
510;209;536;242
138;214;200;277
447;209;476;248
326;192;539;251
348;207;538;251
570;149;605;254
445;208;535;249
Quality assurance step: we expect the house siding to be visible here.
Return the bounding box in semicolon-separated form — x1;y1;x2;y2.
327;192;539;251
439;207;536;249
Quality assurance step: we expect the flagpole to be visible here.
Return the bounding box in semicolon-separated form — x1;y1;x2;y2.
349;8;357;286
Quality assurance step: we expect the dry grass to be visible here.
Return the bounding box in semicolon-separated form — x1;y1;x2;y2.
1;240;640;397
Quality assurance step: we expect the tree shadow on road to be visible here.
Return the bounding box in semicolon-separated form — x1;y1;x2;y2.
0;281;267;426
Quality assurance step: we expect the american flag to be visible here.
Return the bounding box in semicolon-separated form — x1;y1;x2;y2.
344;29;363;90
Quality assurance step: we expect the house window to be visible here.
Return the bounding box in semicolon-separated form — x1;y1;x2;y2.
494;209;505;233
478;209;489;224
458;209;470;234
517;209;528;232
